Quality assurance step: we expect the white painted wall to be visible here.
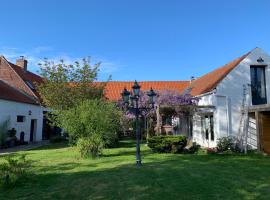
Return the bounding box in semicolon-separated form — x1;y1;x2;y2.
0;99;44;142
192;94;217;147
192;48;270;148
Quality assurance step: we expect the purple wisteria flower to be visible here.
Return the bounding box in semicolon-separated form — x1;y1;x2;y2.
118;89;199;119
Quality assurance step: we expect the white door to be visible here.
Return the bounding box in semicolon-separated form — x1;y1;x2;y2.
202;114;215;147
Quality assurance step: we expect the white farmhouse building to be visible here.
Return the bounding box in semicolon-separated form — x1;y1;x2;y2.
1;48;270;153
0;80;43;142
0;56;45;142
103;47;270;154
191;48;270;153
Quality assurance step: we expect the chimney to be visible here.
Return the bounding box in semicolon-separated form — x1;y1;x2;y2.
190;76;196;84
16;56;28;71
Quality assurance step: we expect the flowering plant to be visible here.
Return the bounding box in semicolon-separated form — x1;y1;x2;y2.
207;147;217;154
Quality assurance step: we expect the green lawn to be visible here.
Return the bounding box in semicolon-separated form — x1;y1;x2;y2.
1;140;270;200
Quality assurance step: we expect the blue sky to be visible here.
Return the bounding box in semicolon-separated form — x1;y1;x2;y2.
0;0;270;81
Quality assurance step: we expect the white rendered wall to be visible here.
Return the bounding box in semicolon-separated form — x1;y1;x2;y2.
192;94;217;147
216;48;270;139
0;99;44;142
193;48;270;148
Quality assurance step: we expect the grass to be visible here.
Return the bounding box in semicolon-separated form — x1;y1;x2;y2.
0;140;270;200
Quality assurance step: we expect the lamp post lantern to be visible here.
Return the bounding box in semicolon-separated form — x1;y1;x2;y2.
147;87;157;107
121;81;157;166
121;88;130;104
132;80;141;96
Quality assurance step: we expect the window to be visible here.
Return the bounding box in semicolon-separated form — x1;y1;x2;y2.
189;117;193;137
162;116;172;126
25;80;35;90
250;66;267;105
210;116;214;141
17;115;25;122
202;115;214;141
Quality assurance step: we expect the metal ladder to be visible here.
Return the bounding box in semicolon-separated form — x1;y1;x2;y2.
239;84;249;153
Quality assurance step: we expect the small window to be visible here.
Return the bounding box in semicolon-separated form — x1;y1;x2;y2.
162;116;172;126
25;80;35;90
17;115;25;122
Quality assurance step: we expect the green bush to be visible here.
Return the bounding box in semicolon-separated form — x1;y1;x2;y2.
0;119;10;148
50;135;67;143
0;154;30;188
103;133;119;148
148;135;187;153
76;135;103;158
207;147;218;154
217;136;241;153
183;142;201;154
58;99;121;157
6;136;18;148
7;128;16;137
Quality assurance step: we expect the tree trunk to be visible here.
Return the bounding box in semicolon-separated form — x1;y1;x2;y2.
146;117;149;144
156;105;161;135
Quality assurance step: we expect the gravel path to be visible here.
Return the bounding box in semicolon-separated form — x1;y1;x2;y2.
0;140;49;155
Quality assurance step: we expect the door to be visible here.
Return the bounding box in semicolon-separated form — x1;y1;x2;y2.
30;119;36;142
42;112;51;140
202;114;215;147
250;66;267;105
261;112;270;154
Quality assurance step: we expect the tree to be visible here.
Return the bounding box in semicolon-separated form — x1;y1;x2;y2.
57;99;121;157
157;90;199;115
37;57;107;111
118;90;199;136
156;90;199;135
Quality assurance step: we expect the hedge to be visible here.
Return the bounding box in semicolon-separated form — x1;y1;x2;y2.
147;135;187;153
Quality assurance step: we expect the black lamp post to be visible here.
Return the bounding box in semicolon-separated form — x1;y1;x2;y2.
147;87;157;105
121;81;157;166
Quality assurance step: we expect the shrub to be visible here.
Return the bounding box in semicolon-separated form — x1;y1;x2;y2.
103;133;119;148
5;128;18;148
148;135;187;153
6;136;18;148
7;128;16;137
217;136;241;153
217;137;233;152
0;119;10;149
58;99;121;157
0;154;30;188
207;147;217;154
50;135;67;143
183;142;201;154
77;135;103;158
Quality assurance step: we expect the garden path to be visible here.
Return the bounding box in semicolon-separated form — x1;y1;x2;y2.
0;140;49;155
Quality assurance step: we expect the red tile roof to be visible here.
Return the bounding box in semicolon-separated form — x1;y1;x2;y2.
0;56;44;101
103;81;190;100
9;62;43;84
189;52;250;96
0;49;253;104
103;51;251;100
0;80;38;105
8;62;43;99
